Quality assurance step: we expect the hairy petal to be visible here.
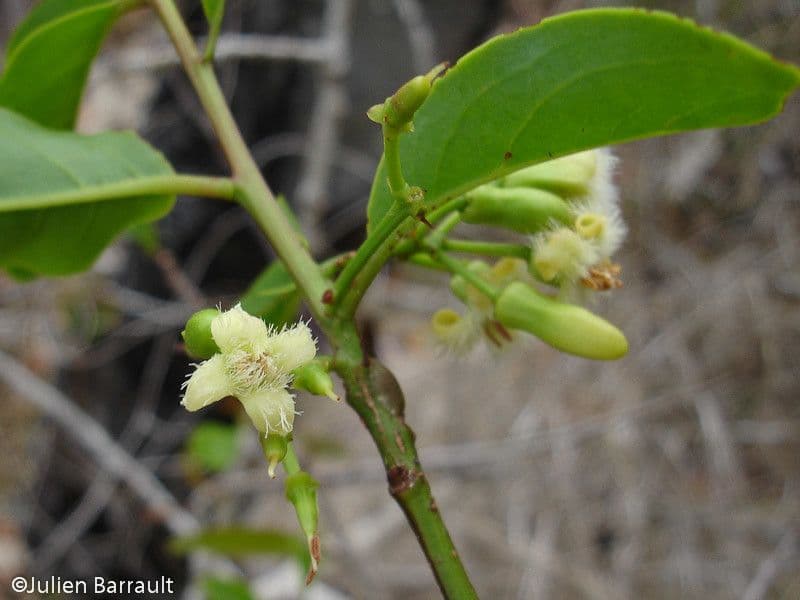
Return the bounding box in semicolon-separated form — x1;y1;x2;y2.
181;354;232;411
211;303;269;353
263;322;317;372
239;387;296;435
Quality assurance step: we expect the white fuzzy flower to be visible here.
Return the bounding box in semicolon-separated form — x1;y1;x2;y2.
181;304;316;436
532;227;600;283
431;308;482;355
530;148;626;288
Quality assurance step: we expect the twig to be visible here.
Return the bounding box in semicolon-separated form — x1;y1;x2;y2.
742;529;798;600
105;34;330;74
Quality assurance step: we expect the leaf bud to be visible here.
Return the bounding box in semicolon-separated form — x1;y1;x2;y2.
366;103;385;123
494;282;628;360
383;62;447;129
181;308;221;359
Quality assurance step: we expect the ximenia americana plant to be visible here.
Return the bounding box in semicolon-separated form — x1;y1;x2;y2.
1;1;798;596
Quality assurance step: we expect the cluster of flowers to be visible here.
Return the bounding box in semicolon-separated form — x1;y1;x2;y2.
432;148;629;360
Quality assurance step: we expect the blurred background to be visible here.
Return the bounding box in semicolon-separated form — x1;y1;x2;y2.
0;0;799;598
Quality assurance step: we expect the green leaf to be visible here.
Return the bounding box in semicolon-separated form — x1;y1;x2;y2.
367;8;800;229
170;527;309;571
0;108;175;277
201;0;225;61
127;222;161;256
202;578;255;600
185;422;239;473
0;0;129;129
240;261;301;327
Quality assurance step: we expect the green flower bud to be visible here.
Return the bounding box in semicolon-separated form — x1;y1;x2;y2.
462;186;572;233
292;362;339;402
181;308;221;359
502;150;597;197
494;282;628;360
261;433;290;479
285;471;321;583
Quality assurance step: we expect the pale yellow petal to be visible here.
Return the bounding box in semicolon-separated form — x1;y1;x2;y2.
263;322;317;372
211;304;268;353
181;354;232;411
239;388;296;435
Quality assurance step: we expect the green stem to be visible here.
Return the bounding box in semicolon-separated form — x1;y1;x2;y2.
0;175;235;212
394;196;470;257
408;253;448;271
333;200;411;318
335;357;478;600
150;0;329;321
153;3;476;594
442;239;530;260
425;212;463;250
383;125;408;199
282;442;302;475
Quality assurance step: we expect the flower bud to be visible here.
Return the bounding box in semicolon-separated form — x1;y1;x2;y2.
462;186;572;233
285;471;321;584
261;433;289;479
181;308;221;359
502;150;597;197
292;362;339;402
494;282;628;360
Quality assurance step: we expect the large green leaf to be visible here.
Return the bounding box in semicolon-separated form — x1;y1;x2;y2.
202;578;255;600
240;261;301;327
0;108;175;277
367;8;800;229
0;0;128;129
185;421;239;473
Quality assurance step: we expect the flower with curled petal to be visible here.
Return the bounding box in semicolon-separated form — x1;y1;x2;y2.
181;304;316;436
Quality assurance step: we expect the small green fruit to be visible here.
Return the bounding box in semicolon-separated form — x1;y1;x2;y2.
181;308;221;359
